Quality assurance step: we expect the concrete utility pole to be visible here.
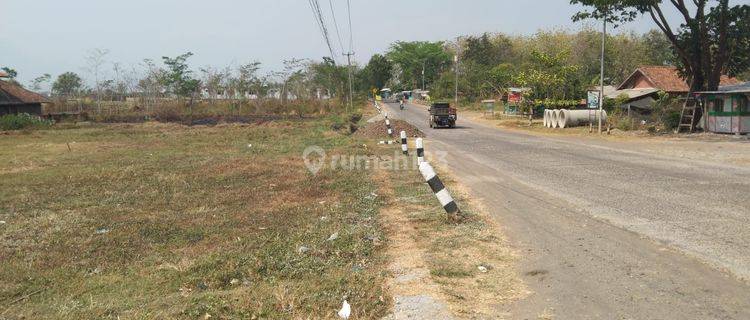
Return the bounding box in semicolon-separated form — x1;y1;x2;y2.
344;51;354;113
422;61;426;91
598;8;607;134
454;54;459;105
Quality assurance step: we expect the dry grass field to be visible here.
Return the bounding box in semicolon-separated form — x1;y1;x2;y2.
0;115;390;319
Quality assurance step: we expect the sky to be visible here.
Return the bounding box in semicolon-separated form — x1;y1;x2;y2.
2;0;744;88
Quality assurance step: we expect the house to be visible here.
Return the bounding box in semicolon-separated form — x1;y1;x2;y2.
0;80;50;116
597;66;741;115
696;82;750;134
618;65;741;95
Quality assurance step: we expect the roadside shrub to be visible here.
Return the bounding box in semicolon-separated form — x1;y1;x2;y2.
0;113;53;131
615;116;638;131
663;111;682;130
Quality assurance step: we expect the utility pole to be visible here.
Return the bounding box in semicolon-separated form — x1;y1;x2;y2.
343;51;354;113
454;54;459;105
454;36;461;105
422;61;426;91
598;8;607;134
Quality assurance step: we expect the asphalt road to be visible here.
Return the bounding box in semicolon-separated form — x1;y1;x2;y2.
382;102;750;320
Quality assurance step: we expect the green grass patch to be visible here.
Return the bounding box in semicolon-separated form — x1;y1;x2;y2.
0;113;52;131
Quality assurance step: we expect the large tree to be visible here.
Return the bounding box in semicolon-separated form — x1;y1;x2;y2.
572;0;750;91
386;41;452;90
52;72;83;97
361;54;393;91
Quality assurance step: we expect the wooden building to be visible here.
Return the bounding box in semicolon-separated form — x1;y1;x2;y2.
0;79;49;116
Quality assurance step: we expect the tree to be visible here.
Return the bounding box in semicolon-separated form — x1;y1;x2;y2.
386;41;452;90
200;66;230;99
361;54;392;91
52;72;83;97
514;50;581;100
309;57;347;100
272;58;306;102
84;48;109;108
572;0;750;91
162;52;200;99
1;67;18;79
462;33;513;67
231;62;265;98
30;74;52;92
1;67;20;86
642;29;674;65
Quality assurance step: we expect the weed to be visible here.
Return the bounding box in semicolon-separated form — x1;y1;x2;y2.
0;113;52;131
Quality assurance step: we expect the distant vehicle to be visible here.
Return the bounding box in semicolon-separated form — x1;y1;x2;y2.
428;102;457;128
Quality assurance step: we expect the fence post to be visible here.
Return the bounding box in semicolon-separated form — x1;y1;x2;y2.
418;162;460;215
416;138;424;164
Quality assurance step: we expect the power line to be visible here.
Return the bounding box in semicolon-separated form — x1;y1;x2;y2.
328;0;345;54
346;0;353;52
307;0;337;63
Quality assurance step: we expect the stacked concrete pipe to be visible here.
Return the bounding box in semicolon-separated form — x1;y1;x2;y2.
552;109;561;128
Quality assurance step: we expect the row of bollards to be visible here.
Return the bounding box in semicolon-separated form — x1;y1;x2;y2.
373;100;460;216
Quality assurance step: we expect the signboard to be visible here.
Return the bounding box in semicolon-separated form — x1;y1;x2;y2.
508;92;523;104
587;91;600;109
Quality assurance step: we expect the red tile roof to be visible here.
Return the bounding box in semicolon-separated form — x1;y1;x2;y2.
0;80;50;105
0;70;8;78
617;66;742;93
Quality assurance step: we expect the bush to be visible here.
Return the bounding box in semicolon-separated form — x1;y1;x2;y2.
663;111;681;130
0;113;53;131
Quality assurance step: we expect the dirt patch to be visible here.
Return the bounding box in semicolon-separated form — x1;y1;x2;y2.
373;151;526;319
356;120;425;139
374;168;454;320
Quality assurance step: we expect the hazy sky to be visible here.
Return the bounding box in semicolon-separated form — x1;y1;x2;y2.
2;0;741;87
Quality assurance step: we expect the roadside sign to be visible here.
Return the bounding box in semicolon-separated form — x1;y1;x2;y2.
587;91;600;109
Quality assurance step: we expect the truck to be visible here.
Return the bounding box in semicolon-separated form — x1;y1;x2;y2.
428;102;457;128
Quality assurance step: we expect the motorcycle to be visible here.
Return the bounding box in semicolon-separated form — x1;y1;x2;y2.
399;101;405;110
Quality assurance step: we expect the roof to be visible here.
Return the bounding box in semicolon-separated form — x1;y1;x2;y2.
0;80;50;105
606;88;660;100
0;70;8;78
589;85;618;96
696;82;750;94
618;66;742;93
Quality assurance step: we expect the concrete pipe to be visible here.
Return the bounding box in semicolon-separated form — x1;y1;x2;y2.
551;109;561;128
544;110;551;128
563;109;608;127
559;109;570;128
543;110;548;127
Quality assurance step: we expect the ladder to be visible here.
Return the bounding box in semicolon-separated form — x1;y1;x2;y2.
677;97;699;133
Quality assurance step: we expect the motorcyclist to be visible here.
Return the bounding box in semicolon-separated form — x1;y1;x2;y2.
399;99;405;110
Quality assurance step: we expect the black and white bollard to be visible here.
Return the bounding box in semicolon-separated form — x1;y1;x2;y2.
419;162;460;215
386;119;393;137
400;131;408;155
416;138;424;164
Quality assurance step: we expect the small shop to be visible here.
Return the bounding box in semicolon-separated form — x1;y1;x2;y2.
697;83;750;134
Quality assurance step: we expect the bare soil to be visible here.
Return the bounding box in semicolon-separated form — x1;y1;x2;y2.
356;120;424;139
